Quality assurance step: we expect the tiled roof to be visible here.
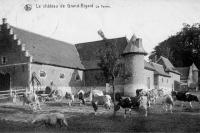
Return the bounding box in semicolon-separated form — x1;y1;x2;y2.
151;62;170;77
157;56;180;75
76;37;153;70
9;26;84;70
75;37;128;70
144;61;155;71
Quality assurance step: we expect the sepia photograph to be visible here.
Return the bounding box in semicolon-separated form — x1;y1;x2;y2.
0;0;200;132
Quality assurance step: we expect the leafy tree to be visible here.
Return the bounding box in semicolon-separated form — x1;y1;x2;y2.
149;23;200;68
97;30;122;116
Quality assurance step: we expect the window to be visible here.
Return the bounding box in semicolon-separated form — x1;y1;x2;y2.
60;73;65;79
162;78;163;83
22;65;25;72
1;56;7;64
75;74;80;81
167;79;168;83
40;71;46;78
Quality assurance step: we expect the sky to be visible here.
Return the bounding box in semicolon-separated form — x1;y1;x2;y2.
0;0;200;56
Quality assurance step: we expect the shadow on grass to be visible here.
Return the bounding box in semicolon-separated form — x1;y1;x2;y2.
0;105;34;114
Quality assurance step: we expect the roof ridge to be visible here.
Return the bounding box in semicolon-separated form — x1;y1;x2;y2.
10;25;74;47
176;66;190;69
151;62;164;67
75;37;127;45
0;23;85;69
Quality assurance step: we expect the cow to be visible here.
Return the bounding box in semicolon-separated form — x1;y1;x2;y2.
65;91;74;106
77;90;86;105
114;90;148;118
77;89;104;104
32;112;68;128
147;89;158;107
21;92;41;111
172;91;199;108
91;94;112;115
44;87;74;106
159;94;174;113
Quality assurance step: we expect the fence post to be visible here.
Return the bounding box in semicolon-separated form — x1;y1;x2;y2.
10;88;13;97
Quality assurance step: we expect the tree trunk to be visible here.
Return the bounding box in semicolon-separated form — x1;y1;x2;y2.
112;76;116;117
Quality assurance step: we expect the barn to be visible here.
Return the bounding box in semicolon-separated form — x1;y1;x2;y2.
0;18;181;97
0;18;84;93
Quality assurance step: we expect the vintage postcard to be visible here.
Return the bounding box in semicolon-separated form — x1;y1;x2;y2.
0;0;200;132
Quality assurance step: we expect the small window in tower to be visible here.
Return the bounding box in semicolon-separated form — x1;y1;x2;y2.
1;56;7;64
40;71;46;78
162;78;163;83
60;73;65;79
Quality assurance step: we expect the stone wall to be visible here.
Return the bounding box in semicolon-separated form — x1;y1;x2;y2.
144;69;155;90
0;64;29;90
31;63;84;90
0;25;31;90
84;69;106;86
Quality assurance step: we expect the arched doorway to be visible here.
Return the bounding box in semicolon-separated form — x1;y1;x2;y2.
0;73;10;91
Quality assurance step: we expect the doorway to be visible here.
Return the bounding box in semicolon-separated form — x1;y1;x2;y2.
0;73;10;91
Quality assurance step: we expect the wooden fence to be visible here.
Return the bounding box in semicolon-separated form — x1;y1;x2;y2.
0;88;26;100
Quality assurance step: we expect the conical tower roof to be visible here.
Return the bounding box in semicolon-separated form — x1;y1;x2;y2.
191;63;198;71
123;35;147;55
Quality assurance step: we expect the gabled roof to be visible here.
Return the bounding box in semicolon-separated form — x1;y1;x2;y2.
150;62;170;77
76;37;154;71
7;25;84;70
75;37;128;70
157;56;180;75
144;61;155;71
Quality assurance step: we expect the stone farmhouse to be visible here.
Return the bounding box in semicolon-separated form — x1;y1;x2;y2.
176;63;199;91
0;18;183;96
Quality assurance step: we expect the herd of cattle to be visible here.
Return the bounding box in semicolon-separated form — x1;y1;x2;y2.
9;87;200;127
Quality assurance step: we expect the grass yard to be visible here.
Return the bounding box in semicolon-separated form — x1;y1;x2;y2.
0;99;200;132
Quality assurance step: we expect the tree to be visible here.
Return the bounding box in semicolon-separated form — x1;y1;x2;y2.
97;30;122;116
149;23;200;68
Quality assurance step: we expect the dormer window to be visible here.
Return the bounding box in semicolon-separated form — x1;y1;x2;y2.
1;56;7;64
75;74;80;81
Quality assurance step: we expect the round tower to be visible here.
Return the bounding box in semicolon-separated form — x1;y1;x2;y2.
122;35;147;96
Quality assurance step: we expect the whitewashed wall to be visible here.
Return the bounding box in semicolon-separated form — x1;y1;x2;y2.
144;69;155;90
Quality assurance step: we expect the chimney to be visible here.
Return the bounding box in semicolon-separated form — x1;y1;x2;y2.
97;30;106;40
2;18;7;24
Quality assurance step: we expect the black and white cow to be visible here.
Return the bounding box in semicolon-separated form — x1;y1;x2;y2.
114;90;148;118
92;94;112;115
172;91;199;108
77;90;86;105
160;94;174;113
77;89;104;105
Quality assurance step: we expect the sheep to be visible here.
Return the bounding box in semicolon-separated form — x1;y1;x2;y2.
32;112;68;128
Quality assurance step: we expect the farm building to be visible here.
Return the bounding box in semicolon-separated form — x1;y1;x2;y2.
0;18;181;97
176;63;199;91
